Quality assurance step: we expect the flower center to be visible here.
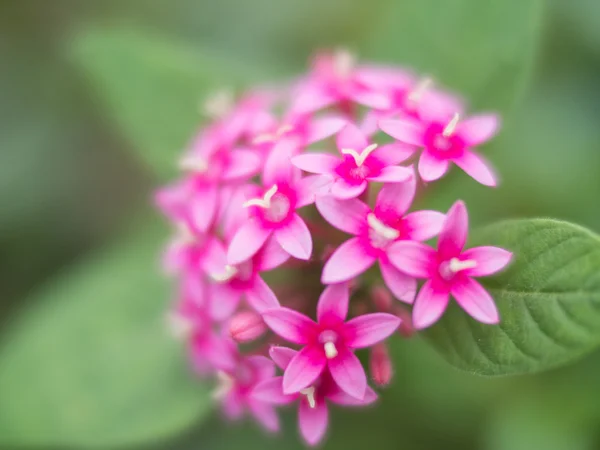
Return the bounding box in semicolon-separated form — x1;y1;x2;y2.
439;257;477;280
300;386;317;408
210;264;238;283
341;143;378;167
367;213;400;249
319;330;339;359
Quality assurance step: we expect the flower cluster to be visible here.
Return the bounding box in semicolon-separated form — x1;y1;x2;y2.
156;49;512;446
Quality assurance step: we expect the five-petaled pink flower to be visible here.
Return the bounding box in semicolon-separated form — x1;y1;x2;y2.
380;111;499;186
316;174;445;303
387;200;512;329
292;123;413;199
262;283;400;399
252;346;377;446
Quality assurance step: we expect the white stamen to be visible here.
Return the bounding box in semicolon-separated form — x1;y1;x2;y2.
324;341;338;359
448;257;477;273
203;89;234;119
443;113;460;137
243;185;278;209
300;386;316;409
341;143;378;167
334;48;356;78
211;371;234;400
367;214;400;240
167;312;194;340
211;265;238;283
277;124;294;136
178;154;208;173
407;77;433;104
251;124;294;145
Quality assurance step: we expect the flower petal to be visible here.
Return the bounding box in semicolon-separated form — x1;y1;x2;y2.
248;355;277;379
344;313;401;348
322;237;376;284
255;236;290;272
451;278;499;324
262;307;317;345
283;346;327;394
328;349;367;400
418;150;449;182
375;174;416;217
291;153;340;175
269;346;298;370
403;210;446;241
306;116;346;144
246;276;280;313
291;83;336;114
263;138;297;186
336;123;369;152
252;377;296;405
379;118;424;146
453;150;497;187
221;392;243;420
317;283;350;323
190;184;218;232
298;398;329;446
248;401;280;433
315;195;369;235
328;385;378;406
387;241;436;278
208;283;242;321
296;175;333;208
461;246;513;277
379;259;417;304
373;143;416;165
438;200;468;258
457;114;500;146
367;165;413;183
351;89;391;110
227;219;272;265
331;178;367;199
412;280;450;329
222;149;261;181
274;214;313;260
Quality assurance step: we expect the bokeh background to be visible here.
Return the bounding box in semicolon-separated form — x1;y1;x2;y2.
1;0;600;449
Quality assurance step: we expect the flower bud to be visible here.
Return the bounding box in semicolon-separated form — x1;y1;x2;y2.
370;343;393;387
229;311;267;343
371;285;392;312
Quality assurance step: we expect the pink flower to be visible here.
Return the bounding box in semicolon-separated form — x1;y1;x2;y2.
213;354;281;433
316;175;445;303
261;283;400;399
227;140;322;264
252;346;377;446
387;201;513;329
380;111;500;186
292;123;413;199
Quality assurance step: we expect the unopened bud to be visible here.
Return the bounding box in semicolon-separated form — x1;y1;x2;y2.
370;343;393;387
394;306;416;338
371;285;392;312
229;311;267;343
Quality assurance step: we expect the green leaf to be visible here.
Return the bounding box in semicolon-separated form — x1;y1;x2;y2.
363;0;544;111
425;219;600;376
0;217;211;448
70;27;267;180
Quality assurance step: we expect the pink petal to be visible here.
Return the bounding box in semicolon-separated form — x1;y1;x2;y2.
336;123;369;152
461;246;513;277
306;116;346;144
379;259;417;304
417;90;464;124
386;241;436;278
328;385;378;406
418;151;449;182
291;153;339;175
351;89;391;110
262;307;317;345
274;214;312;260
222;149;261;181
263;138;296;186
331;178;367;199
252;377;296;405
453;150;497;187
292;84;336;115
344;313;401;348
246;276;280;313
255;236;290;271
317;283;350;323
248;401;280;433
322;237;377;284
375;174;416;217
403;210;446;241
379;118;424;146
438;200;468;258
412;280;450;329
328;349;367;400
283;346;327;394
221;392;244;420
200;238;228;278
296;175;333;208
367;165;413;183
227;219;272;265
208;283;242;321
451;278;500;324
315;195;369;235
269;346;298;370
248;355;277;380
457;114;500;146
192;332;237;372
190;184;218;232
373;143;416;165
298;399;329;446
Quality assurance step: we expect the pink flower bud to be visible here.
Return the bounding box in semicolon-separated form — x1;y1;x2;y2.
371;285;392;312
393;306;416;338
229;311;267;343
370;343;393;387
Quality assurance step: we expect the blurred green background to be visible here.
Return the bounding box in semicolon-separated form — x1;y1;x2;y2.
1;0;600;448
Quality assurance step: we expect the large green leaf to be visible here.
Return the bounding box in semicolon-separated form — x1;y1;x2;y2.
363;0;544;112
0;217;211;448
425;219;600;376
70;27;267;180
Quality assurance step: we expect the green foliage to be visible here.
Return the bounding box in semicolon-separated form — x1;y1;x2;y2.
426;219;600;376
0;218;211;448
